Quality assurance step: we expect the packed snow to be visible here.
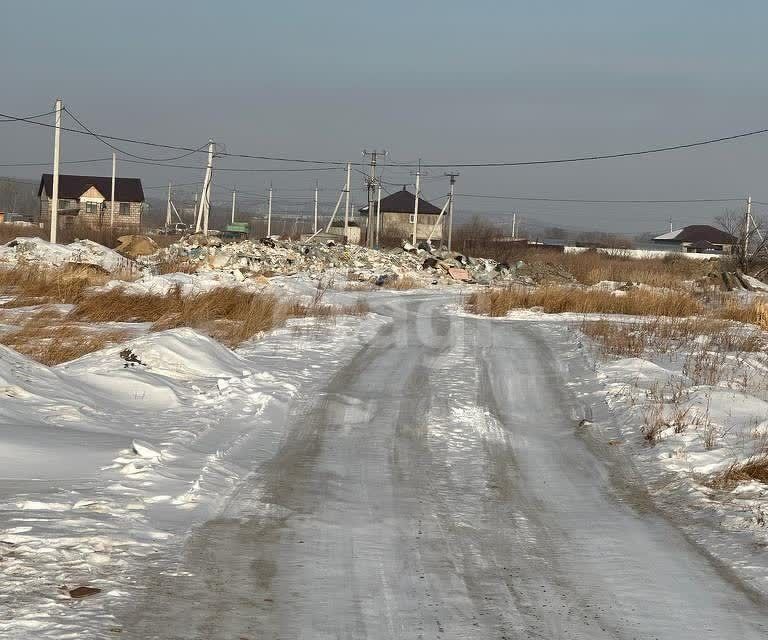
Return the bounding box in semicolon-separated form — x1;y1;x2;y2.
0;313;388;638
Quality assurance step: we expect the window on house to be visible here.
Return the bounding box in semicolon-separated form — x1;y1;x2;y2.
409;214;417;224
58;199;71;210
119;202;131;215
85;202;98;214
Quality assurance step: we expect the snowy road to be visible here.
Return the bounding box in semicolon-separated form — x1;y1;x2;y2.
120;296;768;639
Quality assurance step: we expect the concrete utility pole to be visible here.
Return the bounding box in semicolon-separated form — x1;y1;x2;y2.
231;188;236;224
744;195;752;259
445;172;458;252
343;162;351;242
412;160;421;246
165;182;172;228
50;97;62;244
267;184;273;237
363;150;385;248
202;139;214;235
313;181;319;233
512;212;517;240
110;152;116;228
375;184;382;248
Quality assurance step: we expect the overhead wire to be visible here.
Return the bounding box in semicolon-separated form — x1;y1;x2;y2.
2;105;768;169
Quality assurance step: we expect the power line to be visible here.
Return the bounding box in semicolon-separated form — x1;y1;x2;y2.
0;109;56;123
454;193;751;204
0;157;111;167
63;107;209;162
2;105;768;169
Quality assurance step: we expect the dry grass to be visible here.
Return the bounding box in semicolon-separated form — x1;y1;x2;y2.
710;456;768;489
380;275;421;290
0;224;46;244
0;308;131;366
581;316;765;358
0;264;128;307
69;286;369;348
553;251;709;287
717;300;768;330
466;285;702;318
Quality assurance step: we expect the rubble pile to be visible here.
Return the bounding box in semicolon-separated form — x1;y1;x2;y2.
143;236;561;287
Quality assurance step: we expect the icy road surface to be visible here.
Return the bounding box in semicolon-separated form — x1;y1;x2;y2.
120;296;768;639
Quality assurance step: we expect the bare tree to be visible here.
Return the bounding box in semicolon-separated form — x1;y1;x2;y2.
715;208;768;270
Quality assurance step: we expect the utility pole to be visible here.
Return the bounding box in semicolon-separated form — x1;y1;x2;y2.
313;181;319;233
267;183;273;237
669;216;673;233
231;188;236;224
110;152;116;228
166;182;172;228
512;212;517;239
375;184;382;248
50;97;62;244
202;139;214;235
412;160;421;246
744;195;752;261
363;150;386;248
343;162;351;242
445;172;458;252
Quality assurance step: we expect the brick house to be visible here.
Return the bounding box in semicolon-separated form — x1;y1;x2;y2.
359;187;444;241
38;174;145;228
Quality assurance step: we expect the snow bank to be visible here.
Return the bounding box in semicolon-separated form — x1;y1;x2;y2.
0;312;389;638
0;237;133;272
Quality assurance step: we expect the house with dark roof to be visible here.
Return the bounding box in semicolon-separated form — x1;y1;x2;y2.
652;225;737;255
359;187;444;241
38;174;145;228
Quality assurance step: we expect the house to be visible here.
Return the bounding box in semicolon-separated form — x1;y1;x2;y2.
359;187;444;241
38;174;145;228
652;225;737;254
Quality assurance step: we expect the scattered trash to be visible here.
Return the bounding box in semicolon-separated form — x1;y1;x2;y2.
68;586;102;599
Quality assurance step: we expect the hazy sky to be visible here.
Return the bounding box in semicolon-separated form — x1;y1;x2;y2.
2;0;767;234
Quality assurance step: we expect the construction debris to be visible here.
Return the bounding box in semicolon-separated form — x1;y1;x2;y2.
138;236;557;287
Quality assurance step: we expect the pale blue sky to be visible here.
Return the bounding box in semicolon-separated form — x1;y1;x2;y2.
2;1;767;233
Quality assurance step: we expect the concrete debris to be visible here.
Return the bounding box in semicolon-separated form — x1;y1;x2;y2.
135;235;574;287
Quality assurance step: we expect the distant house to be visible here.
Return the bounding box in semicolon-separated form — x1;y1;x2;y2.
359;187;444;241
652;225;736;254
38;174;145;228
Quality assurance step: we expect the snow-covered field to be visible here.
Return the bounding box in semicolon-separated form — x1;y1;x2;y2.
0;312;388;638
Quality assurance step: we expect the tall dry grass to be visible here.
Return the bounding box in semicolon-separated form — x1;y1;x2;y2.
69;286;368;347
0;264;128;307
465;285;702;318
0;308;131;366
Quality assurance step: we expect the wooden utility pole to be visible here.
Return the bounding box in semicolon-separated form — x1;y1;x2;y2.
109;152;116;227
343;162;351;242
412;160;421;246
267;184;273;237
50;98;62;244
445;172;458;252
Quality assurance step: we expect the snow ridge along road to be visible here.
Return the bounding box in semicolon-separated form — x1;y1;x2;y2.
119;295;768;639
